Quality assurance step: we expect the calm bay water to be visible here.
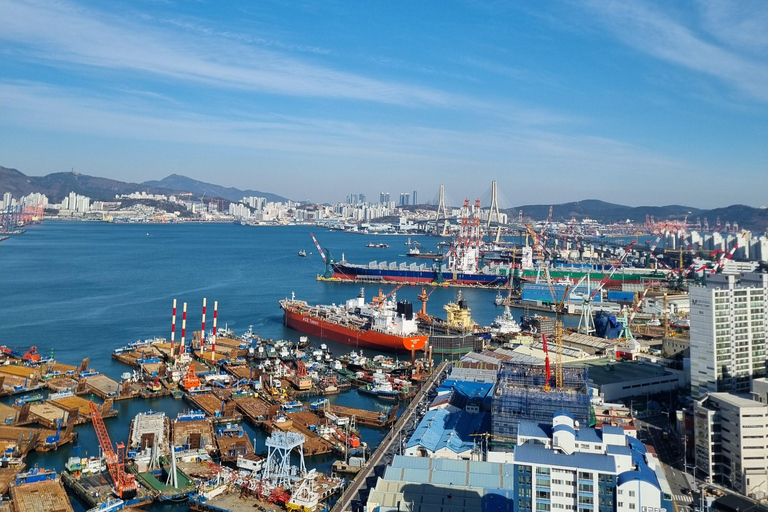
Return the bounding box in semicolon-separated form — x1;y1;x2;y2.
0;221;564;510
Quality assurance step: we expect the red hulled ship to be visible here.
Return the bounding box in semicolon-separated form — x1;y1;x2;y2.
279;289;428;354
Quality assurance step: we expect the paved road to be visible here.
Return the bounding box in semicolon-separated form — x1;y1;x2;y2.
636;416;695;506
330;361;451;512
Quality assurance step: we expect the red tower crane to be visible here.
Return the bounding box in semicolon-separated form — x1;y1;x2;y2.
89;401;138;499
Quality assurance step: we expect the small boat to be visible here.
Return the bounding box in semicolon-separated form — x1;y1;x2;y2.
310;398;328;410
494;291;505;306
177;410;206;422
298;250;307;257
14;394;44;406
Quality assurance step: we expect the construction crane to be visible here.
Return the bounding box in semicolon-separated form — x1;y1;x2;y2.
310;232;334;278
553;285;570;390
542;333;553;392
542;274;571;390
89;401;138;499
627;286;651;326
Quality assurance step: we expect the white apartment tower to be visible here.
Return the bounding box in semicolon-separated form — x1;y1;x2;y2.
694;392;768;498
690;272;768;399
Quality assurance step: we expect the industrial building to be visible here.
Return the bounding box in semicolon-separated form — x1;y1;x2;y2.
404;408;489;460
490;363;591;443
694;392;768;499
582;359;685;402
690;272;768;399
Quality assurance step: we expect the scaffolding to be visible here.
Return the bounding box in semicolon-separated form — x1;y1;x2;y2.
491;363;591;444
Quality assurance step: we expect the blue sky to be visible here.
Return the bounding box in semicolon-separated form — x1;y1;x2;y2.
1;0;766;208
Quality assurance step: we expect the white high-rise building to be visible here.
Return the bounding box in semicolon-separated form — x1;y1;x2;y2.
694;392;768;498
690;272;768;399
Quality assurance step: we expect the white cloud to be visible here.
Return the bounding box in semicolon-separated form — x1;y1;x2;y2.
582;1;768;102
0;0;458;107
1;80;691;190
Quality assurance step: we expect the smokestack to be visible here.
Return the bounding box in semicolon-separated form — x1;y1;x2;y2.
212;301;218;362
171;299;177;355
181;302;187;355
201;297;207;349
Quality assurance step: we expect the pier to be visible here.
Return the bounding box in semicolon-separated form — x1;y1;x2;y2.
330;361;450;512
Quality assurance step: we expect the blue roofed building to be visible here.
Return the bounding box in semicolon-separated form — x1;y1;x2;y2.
404;407;490;460
498;411;674;512
367;455;515;512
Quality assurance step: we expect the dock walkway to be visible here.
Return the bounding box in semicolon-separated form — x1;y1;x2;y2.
330;361;450;512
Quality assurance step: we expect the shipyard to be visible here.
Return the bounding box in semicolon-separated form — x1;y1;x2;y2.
1;202;767;512
3;1;768;511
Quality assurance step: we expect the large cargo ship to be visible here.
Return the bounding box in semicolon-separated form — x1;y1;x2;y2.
330;256;659;288
279;290;428;354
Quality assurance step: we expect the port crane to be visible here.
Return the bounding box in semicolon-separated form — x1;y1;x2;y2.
89;400;138;499
372;284;404;310
310;232;334;278
416;287;437;323
576;240;636;334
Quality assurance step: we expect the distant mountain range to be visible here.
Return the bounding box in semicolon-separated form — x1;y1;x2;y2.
143;174;288;203
0;167;288;204
504;199;768;233
0;166;178;204
2;166;765;232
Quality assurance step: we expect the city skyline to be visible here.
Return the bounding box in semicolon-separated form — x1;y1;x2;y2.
1;1;767;208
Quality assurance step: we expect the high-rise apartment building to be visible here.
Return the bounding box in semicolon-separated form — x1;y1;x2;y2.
694;392;768;498
690;272;768;399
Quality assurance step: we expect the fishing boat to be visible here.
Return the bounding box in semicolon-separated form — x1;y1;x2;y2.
358;379;399;400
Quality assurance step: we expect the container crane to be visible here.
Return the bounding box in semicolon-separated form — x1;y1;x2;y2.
89;401;138;499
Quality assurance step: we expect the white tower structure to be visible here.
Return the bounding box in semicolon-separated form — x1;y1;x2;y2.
263;431;306;488
487;180;502;243
434;184;449;236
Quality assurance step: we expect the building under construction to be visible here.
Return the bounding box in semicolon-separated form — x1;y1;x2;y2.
490;362;591;445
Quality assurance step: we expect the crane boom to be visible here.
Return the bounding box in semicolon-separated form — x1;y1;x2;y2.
310;232;327;263
89;401;138;499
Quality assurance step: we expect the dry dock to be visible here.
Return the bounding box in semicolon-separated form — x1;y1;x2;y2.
49;396;117;424
322;404;397;427
234;395;273;425
184;393;241;423
84;374;120;399
9;476;73;512
172;419;216;452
